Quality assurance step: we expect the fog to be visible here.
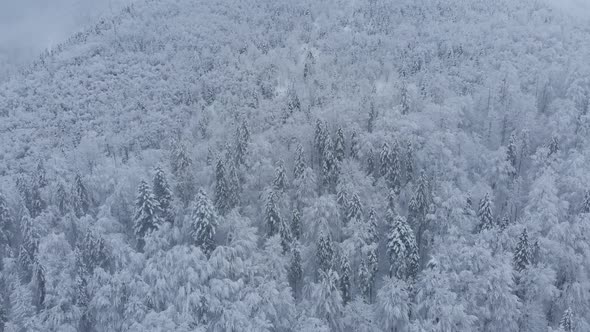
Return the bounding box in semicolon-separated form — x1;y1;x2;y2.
0;0;131;80
0;0;588;81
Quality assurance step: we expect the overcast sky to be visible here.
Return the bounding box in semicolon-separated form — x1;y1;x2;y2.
0;0;588;80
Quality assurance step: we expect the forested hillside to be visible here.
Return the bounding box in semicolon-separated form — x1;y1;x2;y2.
1;0;590;330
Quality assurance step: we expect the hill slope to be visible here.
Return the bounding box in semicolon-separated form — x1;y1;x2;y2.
1;0;590;330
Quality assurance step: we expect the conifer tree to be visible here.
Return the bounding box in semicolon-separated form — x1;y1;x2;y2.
350;131;360;160
368;102;377;133
478;193;495;231
190;189;218;255
74;173;90;217
289;242;303;300
560;307;573;332
513;228;530;273
507;133;518;178
56;182;69;215
317;232;334;275
386;141;402;193
401;81;410;115
366;207;379;244
359;247;378;303
291;208;302;241
227;162;241;210
314;119;327;167
214;158;230;215
32;259;45;311
367;149;375;177
0;193;11;251
336;186;348;210
408;172;431;258
170;140;192;177
405;141;415;183
548;135;559;157
379;142;392;178
153;166;174;224
581;190;590;213
234;119;251;166
339;256;352;305
346;192;363;224
386;215;419;280
133;180;161;251
303;51;315;80
279;215;293;253
171;141;195;206
264;190;281;237
322;136;338;191
273;160;287;193
293;144;307;181
36;160;48;189
334;127;346;163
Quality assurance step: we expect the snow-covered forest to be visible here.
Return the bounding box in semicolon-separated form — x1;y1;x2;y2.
1;0;590;330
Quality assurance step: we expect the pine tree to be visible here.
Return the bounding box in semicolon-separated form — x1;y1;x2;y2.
264;190;282;237
190;189;218;255
478;193;495;231
78;229;109;273
0;193;11;251
336;186;348;209
170;140;192;176
366;208;379;245
314;120;327;167
303;51;315;80
548;135;559;157
32;259;45;311
279;215;293;253
339;256;352;305
582;190;590;213
273;160;287;193
322;136;338;191
346;192;363;224
289;243;303;300
560;307;573;332
350;131;360;160
386;141;402;193
214;158;230;215
317;232;334;275
153;166;174;224
386;215;419;280
379;142;392;178
405;141;415;183
291;208;302;240
74;173;90;217
133;180;161;251
234;120;251;166
227;162;241;210
513;228;530;273
359;247;378;303
401;81;410;115
294;143;307;180
171;141;195;206
507;133;518;178
56;182;69;215
36;160;48;188
368;102;377;133
334;127;346;163
367;149;375;177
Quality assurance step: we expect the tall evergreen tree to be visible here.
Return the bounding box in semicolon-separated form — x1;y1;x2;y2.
350;131;360;160
507;133;518;178
0;193;11;252
153;166;174;224
279;214;293;253
74;173;90;217
560;307;574;332
273;160;287;193
386;215;419;280
314;120;327;167
359;247;378;303
264;190;281;237
291;208;302;241
346;193;363;224
408;172;431;259
214;158;231;215
548;135;559;157
56;182;69;215
289;242;303;300
366;207;379;245
190;189;218;255
367;149;376;177
334;127;346;163
513;228;530;273
368;102;377;133
133;180;161;251
582;190;590;213
317;232;334;275
405;141;415;183
339;256;352;305
170;141;195;206
385;141;402;193
401;81;410;115
322;136;339;191
31;259;45;311
379;142;392;178
234;119;251;166
293;143;307;181
478;193;495;231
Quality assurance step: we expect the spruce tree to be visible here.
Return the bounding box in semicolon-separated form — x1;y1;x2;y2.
386;215;419;280
367;149;375;177
32;259;45;311
507;133;518;178
317;232;334;275
153;166;174;224
368;102;377;133
0;193;11;251
350;131;360;160
346;192;363;224
401;81;410;115
334;127;346;163
279;215;293;253
264;190;281;237
405;141;415;183
234;120;250;166
273;160;287;193
548;136;559;157
133;180;161;251
386;141;402;193
291;208;302;240
214;158;230;215
289;242;303;300
513;228;530;273
379;142;392;178
294;144;307;181
339;256;352;305
359;247;378;303
74;173;90;217
582;190;590;213
478;193;495;231
170;140;192;177
56;182;69;215
560;307;574;332
314;120;327;167
190;189;218;255
366;207;379;245
322;136;338;191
